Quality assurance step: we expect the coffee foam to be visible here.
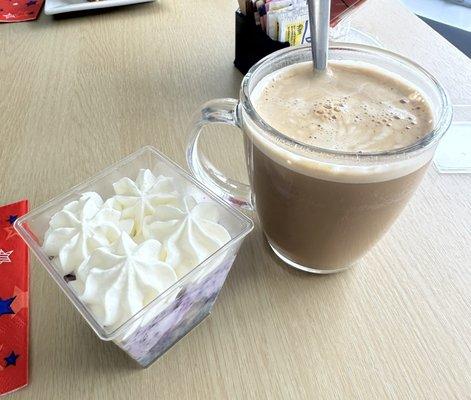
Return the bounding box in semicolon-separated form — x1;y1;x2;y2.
246;60;435;184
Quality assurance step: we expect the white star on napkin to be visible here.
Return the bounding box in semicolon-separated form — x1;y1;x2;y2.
0;249;13;264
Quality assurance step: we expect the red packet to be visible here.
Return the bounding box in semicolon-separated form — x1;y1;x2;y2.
0;0;44;22
0;200;29;396
331;0;367;27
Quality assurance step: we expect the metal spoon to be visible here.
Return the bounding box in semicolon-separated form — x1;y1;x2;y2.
307;0;331;71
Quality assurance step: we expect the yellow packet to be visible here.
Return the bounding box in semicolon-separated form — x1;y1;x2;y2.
279;20;307;45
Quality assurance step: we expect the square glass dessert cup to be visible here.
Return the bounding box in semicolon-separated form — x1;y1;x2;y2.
14;146;253;367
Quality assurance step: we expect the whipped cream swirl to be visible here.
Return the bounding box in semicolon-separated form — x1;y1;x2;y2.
43;192;133;274
106;169;179;235
44;169;233;332
142;196;231;277
72;232;177;330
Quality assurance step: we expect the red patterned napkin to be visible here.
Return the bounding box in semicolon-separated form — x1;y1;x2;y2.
0;200;29;396
0;0;44;22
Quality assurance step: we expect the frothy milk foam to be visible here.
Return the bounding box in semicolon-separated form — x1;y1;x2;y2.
247;61;435;183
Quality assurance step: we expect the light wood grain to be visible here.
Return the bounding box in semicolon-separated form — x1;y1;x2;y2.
1;0;470;399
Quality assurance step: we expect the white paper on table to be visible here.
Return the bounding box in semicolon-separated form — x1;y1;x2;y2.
434;105;471;174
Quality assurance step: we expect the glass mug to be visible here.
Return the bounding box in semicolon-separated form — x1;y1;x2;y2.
187;44;452;274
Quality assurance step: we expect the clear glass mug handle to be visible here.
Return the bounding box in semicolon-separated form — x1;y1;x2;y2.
186;98;253;210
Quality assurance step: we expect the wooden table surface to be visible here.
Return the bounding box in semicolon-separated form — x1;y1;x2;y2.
2;0;471;398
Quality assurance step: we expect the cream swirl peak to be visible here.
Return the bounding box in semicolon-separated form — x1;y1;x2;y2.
141;196;231;277
106;169;179;235
71;232;177;330
43;192;133;274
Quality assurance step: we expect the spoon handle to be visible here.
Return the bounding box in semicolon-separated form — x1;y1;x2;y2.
307;0;331;71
